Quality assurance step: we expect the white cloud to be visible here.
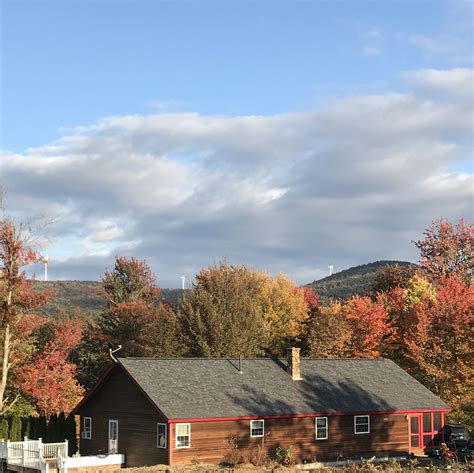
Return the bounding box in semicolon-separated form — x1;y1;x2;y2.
1;69;472;287
404;68;474;102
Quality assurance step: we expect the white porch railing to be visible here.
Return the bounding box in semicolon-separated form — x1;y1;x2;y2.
0;438;68;473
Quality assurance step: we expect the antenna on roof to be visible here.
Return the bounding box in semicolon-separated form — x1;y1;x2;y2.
238;355;243;374
108;343;122;363
328;264;334;276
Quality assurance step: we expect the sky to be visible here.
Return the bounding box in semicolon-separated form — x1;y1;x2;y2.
1;0;473;288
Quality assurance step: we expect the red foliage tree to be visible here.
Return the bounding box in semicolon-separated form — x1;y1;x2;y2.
301;287;320;313
342;295;393;358
17;321;84;417
404;275;473;417
101;257;160;305
414;218;473;285
0;218;50;413
76;257;184;385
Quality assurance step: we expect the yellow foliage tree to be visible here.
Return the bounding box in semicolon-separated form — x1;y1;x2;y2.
180;262;308;357
254;272;308;356
403;275;436;309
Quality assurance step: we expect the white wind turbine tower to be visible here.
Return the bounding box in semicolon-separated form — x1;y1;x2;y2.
180;275;186;290
43;255;49;281
328;264;334;277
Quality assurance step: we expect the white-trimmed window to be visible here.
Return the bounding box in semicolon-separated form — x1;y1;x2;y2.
157;423;167;448
83;417;92;439
315;417;328;440
354;415;370;434
250;419;264;437
176;423;190;448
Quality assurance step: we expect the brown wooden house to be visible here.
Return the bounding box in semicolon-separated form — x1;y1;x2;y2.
73;348;449;466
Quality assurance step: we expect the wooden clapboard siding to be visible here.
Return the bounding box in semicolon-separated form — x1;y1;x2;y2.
171;414;409;464
77;367;168;467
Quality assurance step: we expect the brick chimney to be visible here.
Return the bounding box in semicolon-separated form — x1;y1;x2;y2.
286;347;302;380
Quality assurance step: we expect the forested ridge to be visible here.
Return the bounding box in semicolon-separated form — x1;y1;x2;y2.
306;260;418;304
37;260;416;317
34;280;185;319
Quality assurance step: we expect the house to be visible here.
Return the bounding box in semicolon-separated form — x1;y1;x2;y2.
73;348;450;466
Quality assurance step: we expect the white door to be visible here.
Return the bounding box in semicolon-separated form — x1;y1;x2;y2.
108;420;119;454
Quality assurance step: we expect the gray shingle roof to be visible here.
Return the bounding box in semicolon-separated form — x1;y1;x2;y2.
118;357;449;420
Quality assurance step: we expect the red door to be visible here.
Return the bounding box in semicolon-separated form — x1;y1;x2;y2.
409;414;423;454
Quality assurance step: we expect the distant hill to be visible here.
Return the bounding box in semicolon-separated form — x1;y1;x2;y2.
35;260;416;317
34;280;186;319
305;260;417;304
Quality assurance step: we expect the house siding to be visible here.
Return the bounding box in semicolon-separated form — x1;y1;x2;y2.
77;367;169;467
170;414;409;465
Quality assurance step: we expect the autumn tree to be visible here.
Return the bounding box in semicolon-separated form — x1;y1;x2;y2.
75;257;184;386
180;263;264;357
97;257;162;354
342;295;393;358
98;300;184;357
0;218;50;414
372;263;420;294
404;275;473;420
181;263;308;357
301;287;320;314
414;218;473;285
303;303;352;358
255;272;308;356
17;321;84;417
101;257;160;306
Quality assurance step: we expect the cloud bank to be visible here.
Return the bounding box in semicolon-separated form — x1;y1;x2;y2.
2;69;473;287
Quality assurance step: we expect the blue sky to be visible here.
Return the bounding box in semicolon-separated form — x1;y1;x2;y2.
1;1;473;286
2;0;470;151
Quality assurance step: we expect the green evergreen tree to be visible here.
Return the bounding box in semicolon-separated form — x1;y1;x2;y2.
47;414;58;442
28;417;37;440
36;416;47;441
9;414;22;441
57;412;66;441
65;414;78;456
0;419;9;440
21;417;30;440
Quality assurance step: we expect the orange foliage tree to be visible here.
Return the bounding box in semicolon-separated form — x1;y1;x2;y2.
0;218;50;414
303;303;353;358
342;295;393;358
88;257;184;365
17;321;84;417
414;218;473;285
404;275;473;418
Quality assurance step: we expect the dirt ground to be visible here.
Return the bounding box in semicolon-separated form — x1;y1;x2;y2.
116;458;474;473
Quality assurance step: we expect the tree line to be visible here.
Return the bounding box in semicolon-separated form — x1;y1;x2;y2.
0;214;472;436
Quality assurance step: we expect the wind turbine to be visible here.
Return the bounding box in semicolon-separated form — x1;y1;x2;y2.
180;275;186;290
328;264;334;277
43;255;49;281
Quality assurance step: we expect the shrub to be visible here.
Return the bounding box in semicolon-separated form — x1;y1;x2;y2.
9;414;22;441
274;445;294;466
0;419;9;440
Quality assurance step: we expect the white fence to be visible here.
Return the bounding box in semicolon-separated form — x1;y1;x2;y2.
0;438;68;473
58;453;124;473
